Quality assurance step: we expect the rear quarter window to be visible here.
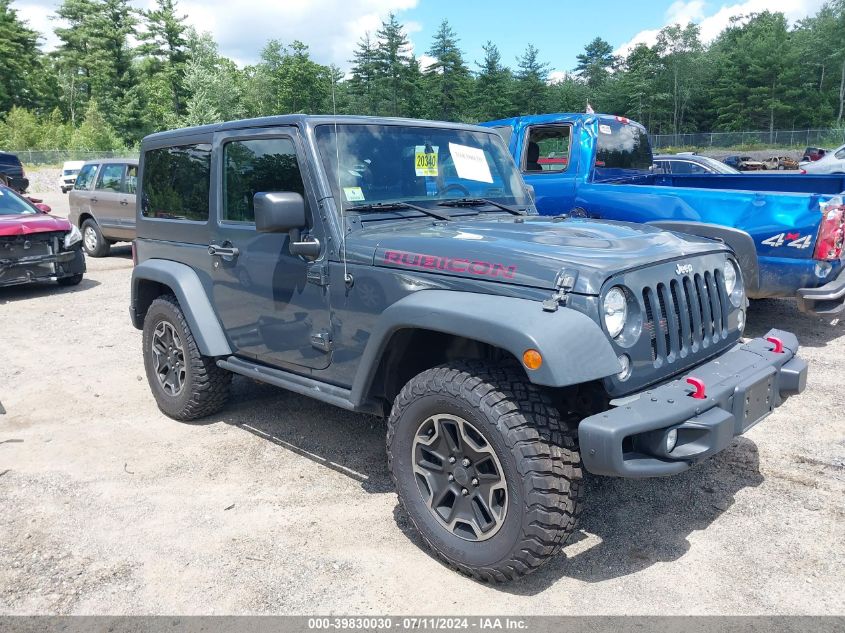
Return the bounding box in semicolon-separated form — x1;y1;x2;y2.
141;144;211;221
595;120;653;180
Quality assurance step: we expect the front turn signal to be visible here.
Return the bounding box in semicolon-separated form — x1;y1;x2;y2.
522;349;543;370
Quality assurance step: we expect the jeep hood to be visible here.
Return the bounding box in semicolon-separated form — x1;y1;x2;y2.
352;216;727;295
0;214;71;237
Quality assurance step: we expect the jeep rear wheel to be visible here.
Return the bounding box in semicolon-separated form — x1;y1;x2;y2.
387;361;583;582
142;294;232;421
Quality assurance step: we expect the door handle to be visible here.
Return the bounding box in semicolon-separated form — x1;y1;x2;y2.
120;199;129;205
208;243;240;258
91;197;98;203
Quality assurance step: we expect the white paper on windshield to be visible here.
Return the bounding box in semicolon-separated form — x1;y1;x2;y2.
448;143;493;183
599;124;612;135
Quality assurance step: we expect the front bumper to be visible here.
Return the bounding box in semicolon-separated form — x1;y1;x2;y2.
579;329;807;478
0;247;85;287
796;266;845;316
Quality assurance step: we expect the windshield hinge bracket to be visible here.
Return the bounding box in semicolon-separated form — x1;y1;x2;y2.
542;269;578;312
306;263;329;287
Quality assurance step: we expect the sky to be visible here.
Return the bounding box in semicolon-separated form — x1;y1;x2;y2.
16;0;829;78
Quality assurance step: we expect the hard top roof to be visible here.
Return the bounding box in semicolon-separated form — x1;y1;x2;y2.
142;114;495;145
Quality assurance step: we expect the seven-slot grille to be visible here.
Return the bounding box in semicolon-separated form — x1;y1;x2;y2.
642;269;729;366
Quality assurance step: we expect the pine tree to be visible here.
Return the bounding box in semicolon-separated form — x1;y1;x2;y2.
373;13;412;116
473;42;514;121
424;19;471;121
575;37;616;88
0;0;53;113
513;44;550;114
138;0;189;123
349;33;380;115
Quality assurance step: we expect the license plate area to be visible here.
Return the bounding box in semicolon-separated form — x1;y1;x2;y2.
732;367;777;434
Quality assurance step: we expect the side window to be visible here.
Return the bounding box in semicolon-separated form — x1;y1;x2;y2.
522;125;571;173
141;144;211;221
75;164;98;190
687;162;708;174
96;164;124;192
223;137;305;223
124;165;138;194
835;148;845;160
671;161;692;174
653;161;669;174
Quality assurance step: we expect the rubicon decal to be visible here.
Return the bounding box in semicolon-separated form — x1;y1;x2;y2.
383;250;517;279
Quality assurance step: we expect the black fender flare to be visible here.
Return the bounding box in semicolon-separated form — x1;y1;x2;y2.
646;221;760;295
130;259;232;357
349;290;621;406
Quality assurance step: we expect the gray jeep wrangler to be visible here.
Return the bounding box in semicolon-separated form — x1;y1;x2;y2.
130;115;807;581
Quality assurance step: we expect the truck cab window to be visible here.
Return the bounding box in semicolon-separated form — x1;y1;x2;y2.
522;126;571;173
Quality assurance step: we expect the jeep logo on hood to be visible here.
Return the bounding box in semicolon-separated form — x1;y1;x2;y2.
675;263;694;275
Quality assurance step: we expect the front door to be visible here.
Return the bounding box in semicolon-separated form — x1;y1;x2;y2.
208;128;333;371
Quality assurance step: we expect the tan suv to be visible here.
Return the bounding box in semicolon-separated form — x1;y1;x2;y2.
68;158;138;257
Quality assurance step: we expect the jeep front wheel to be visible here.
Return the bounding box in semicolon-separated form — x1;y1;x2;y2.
387;361;583;582
142;294;232;420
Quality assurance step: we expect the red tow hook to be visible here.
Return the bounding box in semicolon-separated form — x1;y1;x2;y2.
685;376;707;399
765;336;785;353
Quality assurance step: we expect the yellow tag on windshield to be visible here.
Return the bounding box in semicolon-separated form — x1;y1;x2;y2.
415;146;438;177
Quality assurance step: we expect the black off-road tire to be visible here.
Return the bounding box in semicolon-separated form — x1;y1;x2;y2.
57;273;83;286
81;218;110;257
387;360;583;582
142;294;232;421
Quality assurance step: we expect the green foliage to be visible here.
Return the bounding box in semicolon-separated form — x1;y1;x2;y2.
3;0;845;150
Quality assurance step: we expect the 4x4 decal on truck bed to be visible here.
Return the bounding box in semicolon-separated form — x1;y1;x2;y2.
383;250;517;278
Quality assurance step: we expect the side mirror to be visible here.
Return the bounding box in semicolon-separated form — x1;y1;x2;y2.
35;203;52;214
254;192;320;260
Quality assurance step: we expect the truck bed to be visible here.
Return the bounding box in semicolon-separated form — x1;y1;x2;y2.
648;173;845;195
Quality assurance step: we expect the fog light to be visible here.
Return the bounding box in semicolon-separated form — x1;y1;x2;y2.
665;428;678;453
737;309;745;332
616;354;632;381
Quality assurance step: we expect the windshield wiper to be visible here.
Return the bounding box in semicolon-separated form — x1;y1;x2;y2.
352;201;452;221
437;198;524;216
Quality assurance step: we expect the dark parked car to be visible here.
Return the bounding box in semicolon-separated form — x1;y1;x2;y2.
68;158;138;257
0;152;29;193
0;184;86;287
654;154;740;174
130;114;807;582
801;147;827;163
722;155;767;171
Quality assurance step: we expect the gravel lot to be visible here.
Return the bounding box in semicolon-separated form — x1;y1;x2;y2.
1;188;843;615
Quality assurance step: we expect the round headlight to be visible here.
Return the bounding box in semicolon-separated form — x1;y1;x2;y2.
724;260;743;307
603;286;628;338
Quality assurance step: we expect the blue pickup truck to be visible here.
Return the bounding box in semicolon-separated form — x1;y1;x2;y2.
481;113;845;316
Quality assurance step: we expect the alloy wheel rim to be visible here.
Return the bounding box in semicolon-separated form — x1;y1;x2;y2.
151;321;186;396
411;414;508;541
83;226;97;251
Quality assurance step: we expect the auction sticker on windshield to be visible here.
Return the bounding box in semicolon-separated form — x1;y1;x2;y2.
449;143;493;183
415;145;439;177
344;186;365;202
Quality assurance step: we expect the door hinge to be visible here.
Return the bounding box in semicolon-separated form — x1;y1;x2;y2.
543;269;578;312
310;331;332;353
306;263;329;287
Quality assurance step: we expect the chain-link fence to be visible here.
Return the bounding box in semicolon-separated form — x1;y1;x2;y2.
651;128;845;150
7;149;138;166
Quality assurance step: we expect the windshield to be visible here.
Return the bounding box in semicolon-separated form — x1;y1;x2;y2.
0;187;37;216
315;124;530;212
594;118;653;181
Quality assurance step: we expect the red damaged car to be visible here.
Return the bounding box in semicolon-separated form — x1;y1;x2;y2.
0;185;86;288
